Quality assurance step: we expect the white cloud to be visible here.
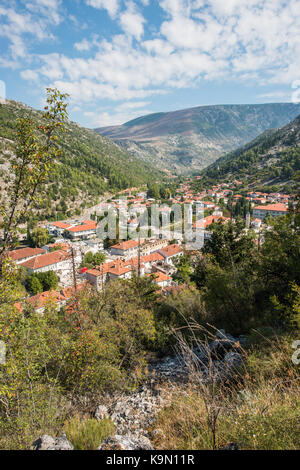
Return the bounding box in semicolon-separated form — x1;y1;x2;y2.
20;69;39;81
74;38;92;52
2;0;299;119
84;108;153;127
85;0;120;18
119;2;146;40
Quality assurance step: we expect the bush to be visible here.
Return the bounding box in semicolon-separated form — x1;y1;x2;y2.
64;416;115;450
153;332;300;450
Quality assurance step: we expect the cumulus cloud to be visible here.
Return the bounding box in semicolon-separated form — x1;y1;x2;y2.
85;0;120;18
119;2;146;40
1;0;299;126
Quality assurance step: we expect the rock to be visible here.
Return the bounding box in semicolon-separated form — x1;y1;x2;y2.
220;442;239;450
224;351;243;370
32;434;74;450
95;404;109;420
98;434;154;450
209;331;241;360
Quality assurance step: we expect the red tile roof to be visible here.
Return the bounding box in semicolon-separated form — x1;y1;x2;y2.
254;203;288;212
159;244;183;257
20;250;70;270
51;221;71;229
67;223;97;233
142;252;164;263
111;240;139;251
147;272;172;283
8;247;45;262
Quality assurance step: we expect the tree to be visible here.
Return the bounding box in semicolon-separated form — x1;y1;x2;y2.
27;275;43;295
29;227;49;248
81;251;106;268
172;254;193;284
39;271;59;291
0;88;69;258
202;220;255;269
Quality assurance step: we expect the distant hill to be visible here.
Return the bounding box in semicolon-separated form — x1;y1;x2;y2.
96;103;300;174
0;100;162;221
199;114;300;192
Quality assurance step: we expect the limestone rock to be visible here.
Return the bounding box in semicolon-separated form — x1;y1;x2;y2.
98;434;154;450
95;404;109;420
32;434;74;450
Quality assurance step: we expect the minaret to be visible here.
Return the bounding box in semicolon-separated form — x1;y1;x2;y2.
246;212;251;229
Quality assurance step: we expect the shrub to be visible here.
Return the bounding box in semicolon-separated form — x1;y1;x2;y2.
64;416;115;450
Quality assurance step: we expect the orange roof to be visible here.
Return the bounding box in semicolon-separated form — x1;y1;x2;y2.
142;252;164;263
26;290;65;309
193;215;229;229
67;223;97;233
147;272;172;283
111;240;139;251
51;221;71;229
159;244;183;257
8;247;45;261
254;203;288;212
21;250;70;270
86;259;133;278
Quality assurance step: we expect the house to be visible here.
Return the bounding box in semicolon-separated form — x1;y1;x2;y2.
141;252;165;271
110;240;139;259
141;238;169;256
251;218;262;229
14;283;87;314
157;244;184;264
85;257;143;290
20;250;72;274
147;272;172;287
65;220;98;240
253;203;288;220
8;247;46;264
15;290;66;315
48;221;72;236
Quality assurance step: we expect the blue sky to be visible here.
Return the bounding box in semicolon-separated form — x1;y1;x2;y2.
0;0;299;128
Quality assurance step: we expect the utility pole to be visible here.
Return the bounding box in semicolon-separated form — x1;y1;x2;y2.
71;247;77;294
138;231;141;278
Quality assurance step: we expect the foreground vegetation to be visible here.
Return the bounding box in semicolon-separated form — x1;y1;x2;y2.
154;331;300;450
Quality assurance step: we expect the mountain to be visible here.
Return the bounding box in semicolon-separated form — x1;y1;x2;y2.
0;100;162;221
96;103;300;174
199;114;300;192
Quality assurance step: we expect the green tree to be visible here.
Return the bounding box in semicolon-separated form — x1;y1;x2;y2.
0;88;69;257
29;227;49;248
27;275;43;295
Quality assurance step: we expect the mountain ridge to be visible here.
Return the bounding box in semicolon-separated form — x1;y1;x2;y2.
96;103;300;174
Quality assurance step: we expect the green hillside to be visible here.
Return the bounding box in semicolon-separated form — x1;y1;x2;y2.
199;114;300;193
0;100;162;220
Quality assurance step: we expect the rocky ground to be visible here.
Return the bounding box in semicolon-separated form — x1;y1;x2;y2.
33;330;247;450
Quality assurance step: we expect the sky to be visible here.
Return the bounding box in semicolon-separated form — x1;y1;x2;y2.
0;0;300;128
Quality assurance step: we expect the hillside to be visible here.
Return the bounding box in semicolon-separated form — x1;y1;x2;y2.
96;103;300;174
0;100;162;221
200;114;300;192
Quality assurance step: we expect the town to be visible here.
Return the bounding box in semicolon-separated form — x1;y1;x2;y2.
9;177;296;315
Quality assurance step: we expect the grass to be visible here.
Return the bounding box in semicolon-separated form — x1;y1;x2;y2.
64;415;115;450
152;331;300;450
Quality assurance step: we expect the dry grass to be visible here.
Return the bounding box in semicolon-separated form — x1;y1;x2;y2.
152;330;300;450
